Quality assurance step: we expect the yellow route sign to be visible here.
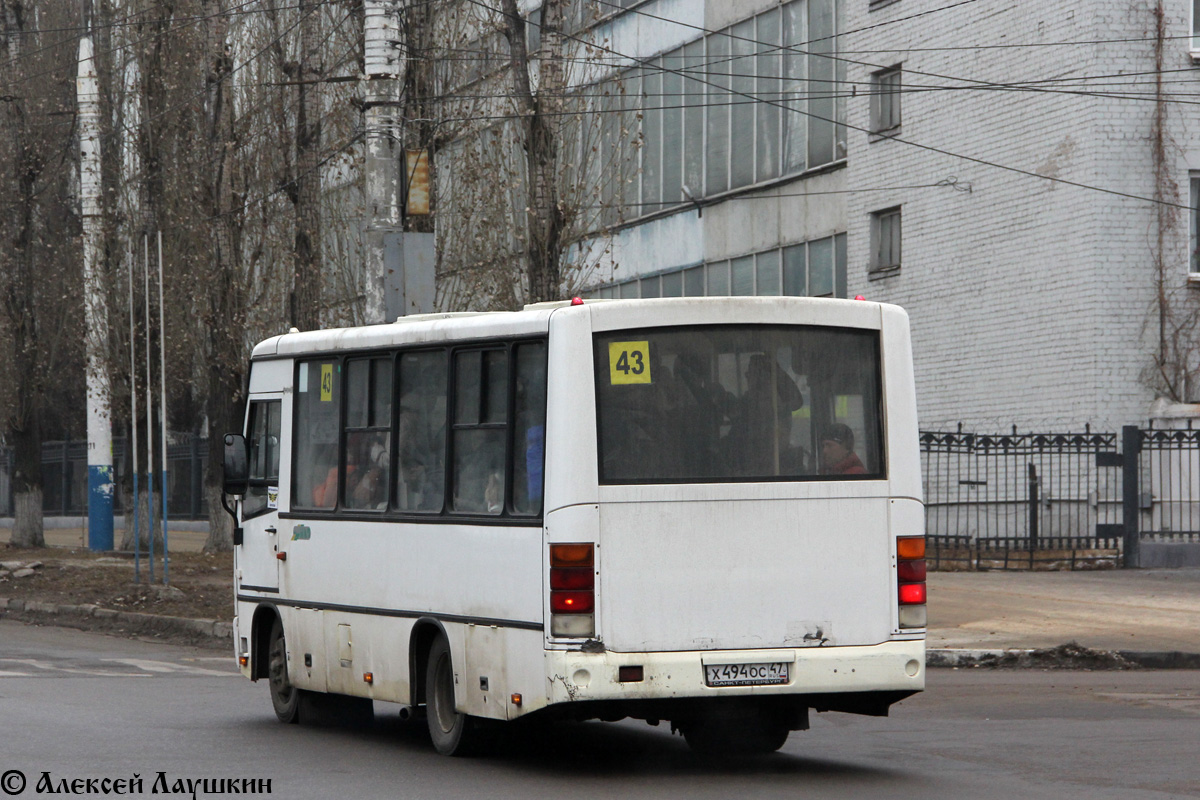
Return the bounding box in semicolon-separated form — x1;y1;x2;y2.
320;363;334;401
609;341;652;385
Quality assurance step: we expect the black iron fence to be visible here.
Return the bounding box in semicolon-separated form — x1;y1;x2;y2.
6;425;1200;564
923;424;1200;569
0;434;209;520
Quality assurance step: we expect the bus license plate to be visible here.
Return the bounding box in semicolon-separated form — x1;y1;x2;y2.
704;662;789;687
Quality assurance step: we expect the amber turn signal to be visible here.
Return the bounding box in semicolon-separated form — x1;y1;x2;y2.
550;543;594;567
897;537;925;560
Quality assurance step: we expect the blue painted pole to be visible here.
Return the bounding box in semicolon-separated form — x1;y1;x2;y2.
132;471;140;582
161;469;169;584
86;465;113;551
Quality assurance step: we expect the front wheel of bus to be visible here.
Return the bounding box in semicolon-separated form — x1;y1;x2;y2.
268;617;302;724
425;637;478;756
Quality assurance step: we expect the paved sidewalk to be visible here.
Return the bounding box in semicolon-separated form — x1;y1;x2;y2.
927;568;1200;666
0;526;208;552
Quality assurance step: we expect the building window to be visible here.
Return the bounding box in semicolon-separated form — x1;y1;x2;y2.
870;207;902;275
1193;0;1200;55
1191;175;1200;274
594;0;846;223
590;234;847;299
870;67;901;135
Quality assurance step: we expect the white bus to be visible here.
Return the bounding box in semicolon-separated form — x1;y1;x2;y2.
222;296;926;756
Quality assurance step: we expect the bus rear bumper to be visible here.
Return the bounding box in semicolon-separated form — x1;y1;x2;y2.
543;639;924;710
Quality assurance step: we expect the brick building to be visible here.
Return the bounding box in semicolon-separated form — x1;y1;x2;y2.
569;0;1200;431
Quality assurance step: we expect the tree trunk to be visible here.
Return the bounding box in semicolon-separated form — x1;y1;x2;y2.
203;482;233;553
9;424;44;548
500;0;566;304
119;485;163;552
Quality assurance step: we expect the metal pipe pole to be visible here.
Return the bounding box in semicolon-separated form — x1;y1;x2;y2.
157;231;169;584
144;235;155;583
128;248;140;582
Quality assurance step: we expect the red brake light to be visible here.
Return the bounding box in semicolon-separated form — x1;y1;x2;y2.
550;590;595;614
550;567;594;590
897;559;926;583
899;583;927;605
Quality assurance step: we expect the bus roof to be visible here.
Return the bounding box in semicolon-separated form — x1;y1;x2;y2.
250;296;899;359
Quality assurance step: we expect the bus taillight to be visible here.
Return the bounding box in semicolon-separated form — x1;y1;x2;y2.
897;536;926;629
550;543;595;638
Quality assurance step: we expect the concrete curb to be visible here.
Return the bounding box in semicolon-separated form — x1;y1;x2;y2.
1;596;231;643
929;646;1200;670
4;598;1198;668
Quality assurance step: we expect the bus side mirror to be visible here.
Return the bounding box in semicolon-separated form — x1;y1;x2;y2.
223;433;249;496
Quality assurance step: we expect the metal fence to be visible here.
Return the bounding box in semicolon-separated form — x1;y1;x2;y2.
921;428;1125;569
1139;426;1200;543
0;434;209;520
923;424;1200;569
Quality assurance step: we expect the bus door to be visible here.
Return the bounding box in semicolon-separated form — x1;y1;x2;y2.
238;395;283;594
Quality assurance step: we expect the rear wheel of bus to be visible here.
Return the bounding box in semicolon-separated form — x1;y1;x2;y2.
680;717;790;757
425;636;480;756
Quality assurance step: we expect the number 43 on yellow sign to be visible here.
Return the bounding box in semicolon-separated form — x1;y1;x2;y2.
609;341;653;385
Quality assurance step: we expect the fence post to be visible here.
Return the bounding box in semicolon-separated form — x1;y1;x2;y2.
190;434;202;520
1027;463;1039;567
1122;425;1141;568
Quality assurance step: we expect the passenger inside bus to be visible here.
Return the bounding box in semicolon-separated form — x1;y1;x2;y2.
820;423;867;475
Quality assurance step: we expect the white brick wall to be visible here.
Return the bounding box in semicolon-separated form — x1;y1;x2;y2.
841;0;1200;430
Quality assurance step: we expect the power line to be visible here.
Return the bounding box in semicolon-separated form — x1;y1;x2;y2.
469;0;1192;212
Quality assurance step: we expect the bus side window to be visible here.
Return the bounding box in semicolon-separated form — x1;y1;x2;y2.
511;341;547;516
294;359;341;509
451;348;508;515
244;400;281;518
396;349;447;513
343;357;392;511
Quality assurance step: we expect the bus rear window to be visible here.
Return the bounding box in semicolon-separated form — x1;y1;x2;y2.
594;325;884;483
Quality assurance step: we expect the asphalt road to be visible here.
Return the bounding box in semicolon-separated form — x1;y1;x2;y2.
1;621;1197;799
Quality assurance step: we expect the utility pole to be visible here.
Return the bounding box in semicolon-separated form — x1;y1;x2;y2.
363;0;402;323
78;33;113;552
292;0;323;332
364;0;434;322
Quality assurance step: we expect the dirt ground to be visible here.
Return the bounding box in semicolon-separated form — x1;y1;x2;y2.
0;546;233;622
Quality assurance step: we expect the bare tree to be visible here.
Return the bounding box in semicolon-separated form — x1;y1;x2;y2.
0;0;86;548
430;0;634;311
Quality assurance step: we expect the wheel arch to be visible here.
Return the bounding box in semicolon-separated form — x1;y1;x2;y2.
408;617;449;708
250;603;281;681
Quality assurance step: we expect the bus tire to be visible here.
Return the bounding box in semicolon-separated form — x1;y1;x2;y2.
267;616;304;724
425;636;478;756
682;719;789;757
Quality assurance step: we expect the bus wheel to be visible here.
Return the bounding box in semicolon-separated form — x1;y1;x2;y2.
681;719;789;757
267;617;302;724
425;636;478;756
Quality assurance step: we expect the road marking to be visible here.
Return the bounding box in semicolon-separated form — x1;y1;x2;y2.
0;658;150;677
105;658;234;676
